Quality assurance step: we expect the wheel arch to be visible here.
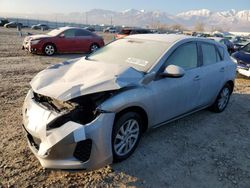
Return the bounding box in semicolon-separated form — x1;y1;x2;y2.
225;80;234;94
114;106;148;133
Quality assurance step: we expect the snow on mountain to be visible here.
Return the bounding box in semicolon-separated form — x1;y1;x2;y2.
177;9;211;17
236;10;250;21
175;9;250;31
1;9;250;31
87;8;250;31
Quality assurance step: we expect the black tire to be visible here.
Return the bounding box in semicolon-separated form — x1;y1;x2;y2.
112;112;142;162
89;43;99;53
43;43;56;56
210;83;232;113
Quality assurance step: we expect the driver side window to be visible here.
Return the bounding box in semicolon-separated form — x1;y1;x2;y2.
166;43;198;70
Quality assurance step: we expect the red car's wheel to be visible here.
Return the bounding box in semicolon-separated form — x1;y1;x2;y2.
43;43;56;56
90;44;99;53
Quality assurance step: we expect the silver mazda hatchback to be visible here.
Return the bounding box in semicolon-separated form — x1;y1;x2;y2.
22;34;236;170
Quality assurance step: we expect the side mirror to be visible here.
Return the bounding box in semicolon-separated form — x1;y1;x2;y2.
160;65;185;78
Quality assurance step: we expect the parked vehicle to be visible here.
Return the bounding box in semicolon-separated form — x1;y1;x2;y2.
84;26;95;32
22;34;236;170
4;21;22;28
22;27;104;55
0;19;9;26
115;28;153;39
103;27;116;33
209;37;235;54
231;36;249;51
31;24;49;30
231;43;250;77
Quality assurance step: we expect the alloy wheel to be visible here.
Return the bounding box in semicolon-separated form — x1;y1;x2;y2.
114;119;140;157
90;44;99;52
44;45;55;55
218;87;230;110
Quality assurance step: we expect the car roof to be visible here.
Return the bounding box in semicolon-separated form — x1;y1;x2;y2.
126;34;192;43
122;27;149;30
126;34;226;47
53;26;84;32
209;37;224;41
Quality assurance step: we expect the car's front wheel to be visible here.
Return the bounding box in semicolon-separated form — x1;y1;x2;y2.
211;83;232;112
43;43;56;56
112;112;142;162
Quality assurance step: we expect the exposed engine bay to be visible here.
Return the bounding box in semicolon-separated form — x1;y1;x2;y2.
33;91;116;129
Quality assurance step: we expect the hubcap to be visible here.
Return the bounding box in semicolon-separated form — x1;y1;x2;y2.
90;45;98;52
45;45;55;55
114;119;140;156
218;87;230;110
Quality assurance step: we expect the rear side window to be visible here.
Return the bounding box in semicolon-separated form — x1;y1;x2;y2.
167;43;198;69
75;29;92;37
201;43;218;65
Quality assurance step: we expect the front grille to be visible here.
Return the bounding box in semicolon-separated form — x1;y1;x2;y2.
73;139;92;162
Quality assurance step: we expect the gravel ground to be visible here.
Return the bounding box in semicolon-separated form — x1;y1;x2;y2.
1;28;250;188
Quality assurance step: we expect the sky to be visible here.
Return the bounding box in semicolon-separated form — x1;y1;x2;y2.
0;0;250;15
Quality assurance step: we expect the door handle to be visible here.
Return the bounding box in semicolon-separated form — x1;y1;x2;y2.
193;75;200;81
220;67;225;72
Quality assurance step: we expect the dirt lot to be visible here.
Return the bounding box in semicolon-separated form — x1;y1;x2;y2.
1;28;250;187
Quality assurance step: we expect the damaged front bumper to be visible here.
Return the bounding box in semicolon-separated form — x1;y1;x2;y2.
237;63;250;77
22;90;115;170
22;41;41;54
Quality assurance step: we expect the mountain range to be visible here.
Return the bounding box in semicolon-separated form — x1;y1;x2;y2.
1;9;250;31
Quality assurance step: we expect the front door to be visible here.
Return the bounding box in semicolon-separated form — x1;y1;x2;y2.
149;42;201;125
58;29;78;53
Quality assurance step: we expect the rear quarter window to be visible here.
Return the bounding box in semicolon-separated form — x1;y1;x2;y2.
217;46;225;60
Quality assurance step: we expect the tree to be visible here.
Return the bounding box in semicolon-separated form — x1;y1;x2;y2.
170;24;185;31
194;22;205;32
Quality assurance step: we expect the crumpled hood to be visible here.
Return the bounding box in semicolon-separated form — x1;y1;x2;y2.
30;58;144;101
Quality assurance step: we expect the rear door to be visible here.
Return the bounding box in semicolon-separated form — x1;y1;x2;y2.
197;42;226;107
74;29;93;52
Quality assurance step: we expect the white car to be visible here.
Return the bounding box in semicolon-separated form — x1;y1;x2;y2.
22;34;236;170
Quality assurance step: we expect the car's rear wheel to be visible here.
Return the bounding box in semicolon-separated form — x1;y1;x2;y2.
210;83;232;112
89;44;99;53
112;112;142;162
43;44;56;56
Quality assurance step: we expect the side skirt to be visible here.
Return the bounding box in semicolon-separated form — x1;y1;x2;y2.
151;105;210;129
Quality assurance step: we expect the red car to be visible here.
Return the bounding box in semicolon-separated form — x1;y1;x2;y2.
22;27;104;55
115;28;153;40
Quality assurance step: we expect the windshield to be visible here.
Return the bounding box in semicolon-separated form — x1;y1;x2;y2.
47;28;63;36
242;44;250;53
87;38;170;72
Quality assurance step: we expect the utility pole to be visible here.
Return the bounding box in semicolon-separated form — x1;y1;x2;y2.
82;11;84;26
111;16;113;26
85;12;88;25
